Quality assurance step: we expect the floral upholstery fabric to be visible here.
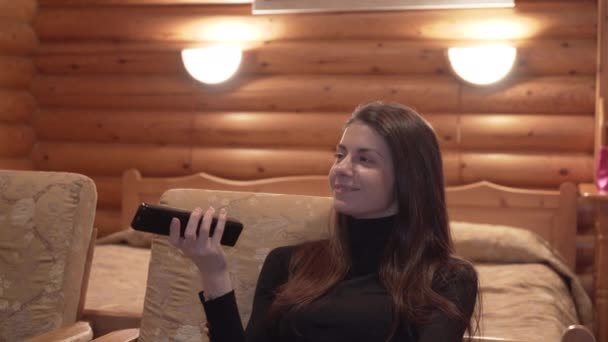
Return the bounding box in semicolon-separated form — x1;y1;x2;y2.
0;170;97;341
138;189;591;342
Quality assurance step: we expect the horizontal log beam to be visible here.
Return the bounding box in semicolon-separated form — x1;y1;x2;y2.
190;147;333;179
0;158;32;170
31;143;193;176
0;124;35;157
461;76;595;114
39;0;250;5
458;114;593;151
30;142;593;187
90;176;122;209
0;90;36;123
33;110;593;152
516;39;596;76
36;41;197;55
33;2;596;42
0;56;34;88
0;0;37;22
0;20;38;54
459;152;593;187
31;74;594;113
37;0;593;5
33;39;596;77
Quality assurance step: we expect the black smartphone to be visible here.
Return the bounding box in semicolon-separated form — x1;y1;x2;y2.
130;203;243;247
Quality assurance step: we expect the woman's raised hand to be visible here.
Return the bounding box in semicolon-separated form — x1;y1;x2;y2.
168;206;233;300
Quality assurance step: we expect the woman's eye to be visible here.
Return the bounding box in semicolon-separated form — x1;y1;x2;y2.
334;152;344;160
359;156;373;163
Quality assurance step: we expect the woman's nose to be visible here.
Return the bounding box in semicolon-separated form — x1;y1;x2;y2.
334;156;354;175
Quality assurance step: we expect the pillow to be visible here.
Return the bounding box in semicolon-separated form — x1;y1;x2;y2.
450;221;562;264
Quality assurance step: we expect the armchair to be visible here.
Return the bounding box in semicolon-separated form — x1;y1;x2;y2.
0;170;97;341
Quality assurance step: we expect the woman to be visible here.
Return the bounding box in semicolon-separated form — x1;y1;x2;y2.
169;101;480;342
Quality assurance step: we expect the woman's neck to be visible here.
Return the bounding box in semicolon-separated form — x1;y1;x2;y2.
346;215;397;277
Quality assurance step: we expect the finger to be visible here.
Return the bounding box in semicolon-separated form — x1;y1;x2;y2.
184;207;203;241
168;217;181;246
211;208;227;245
198;206;215;245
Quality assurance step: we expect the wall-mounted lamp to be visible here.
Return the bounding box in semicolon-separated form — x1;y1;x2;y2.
181;45;242;85
447;44;517;86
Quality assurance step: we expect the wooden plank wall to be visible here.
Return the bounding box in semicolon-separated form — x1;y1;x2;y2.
32;0;597;236
0;0;37;170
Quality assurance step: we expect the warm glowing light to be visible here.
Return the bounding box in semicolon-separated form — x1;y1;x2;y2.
448;44;517;86
180;20;264;42
225;113;257;123
203;21;263;42
181;45;242;84
460;19;531;40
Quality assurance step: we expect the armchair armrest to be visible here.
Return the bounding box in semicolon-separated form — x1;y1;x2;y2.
82;308;141;337
562;325;597;342
91;328;139;342
25;321;93;342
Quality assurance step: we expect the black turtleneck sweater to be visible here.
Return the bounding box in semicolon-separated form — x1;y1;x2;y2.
200;216;477;342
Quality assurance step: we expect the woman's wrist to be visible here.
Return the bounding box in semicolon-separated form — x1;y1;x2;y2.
200;271;233;300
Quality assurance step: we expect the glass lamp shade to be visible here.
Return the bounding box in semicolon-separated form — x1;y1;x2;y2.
181;45;242;84
447;44;517;86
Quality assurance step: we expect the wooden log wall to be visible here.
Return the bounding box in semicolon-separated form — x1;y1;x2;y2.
597;0;608;155
0;0;37;170
31;0;597;237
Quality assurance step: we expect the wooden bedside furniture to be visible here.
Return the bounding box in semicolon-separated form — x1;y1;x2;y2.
579;183;608;342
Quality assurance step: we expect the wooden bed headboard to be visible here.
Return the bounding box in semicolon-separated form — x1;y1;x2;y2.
121;168;331;235
445;181;578;270
121;168;577;269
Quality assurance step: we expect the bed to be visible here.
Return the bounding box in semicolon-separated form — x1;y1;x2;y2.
84;168;605;341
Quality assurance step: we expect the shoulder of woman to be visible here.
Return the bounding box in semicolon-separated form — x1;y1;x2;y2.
449;256;476;275
265;245;297;263
267;239;330;260
262;240;329;277
433;256;478;289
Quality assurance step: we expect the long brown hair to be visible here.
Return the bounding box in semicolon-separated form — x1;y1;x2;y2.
269;101;480;340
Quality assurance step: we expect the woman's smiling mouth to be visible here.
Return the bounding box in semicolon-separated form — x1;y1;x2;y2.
333;185;361;193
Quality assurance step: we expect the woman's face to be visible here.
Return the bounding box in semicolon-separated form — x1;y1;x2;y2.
329;120;398;219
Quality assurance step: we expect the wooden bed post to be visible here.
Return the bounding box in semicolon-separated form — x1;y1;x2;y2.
590;1;608;339
121;169;142;231
596;202;608;342
596;0;608;165
594;1;608;338
579;184;608;342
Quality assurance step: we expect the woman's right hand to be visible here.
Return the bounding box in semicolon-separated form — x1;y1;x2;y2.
168;206;233;300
